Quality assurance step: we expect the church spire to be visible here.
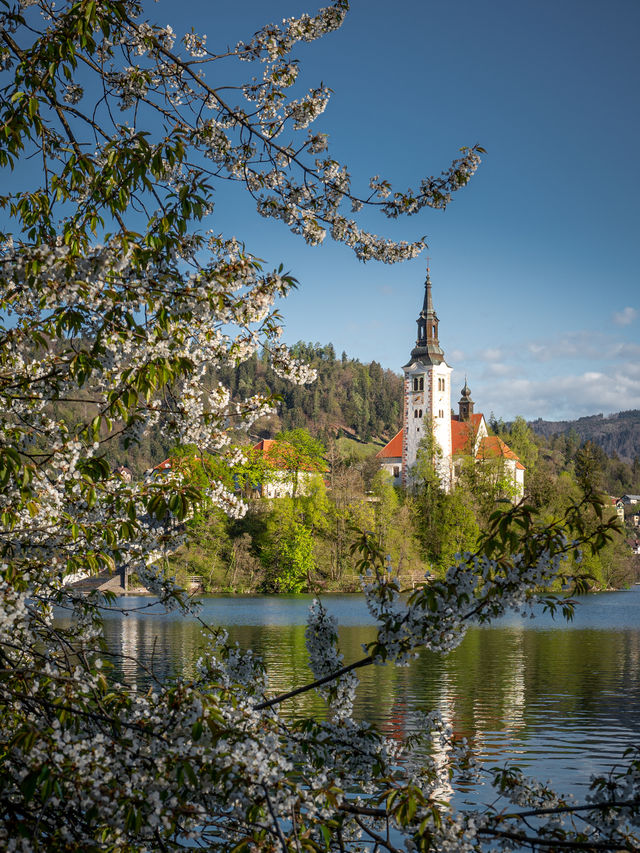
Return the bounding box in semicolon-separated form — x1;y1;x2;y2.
409;265;445;364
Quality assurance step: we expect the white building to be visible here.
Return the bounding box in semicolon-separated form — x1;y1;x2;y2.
377;268;524;499
400;267;453;490
251;439;324;499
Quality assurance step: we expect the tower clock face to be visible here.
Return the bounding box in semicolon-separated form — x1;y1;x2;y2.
413;394;424;404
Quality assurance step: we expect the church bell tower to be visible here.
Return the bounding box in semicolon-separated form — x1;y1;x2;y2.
401;267;452;489
458;378;475;422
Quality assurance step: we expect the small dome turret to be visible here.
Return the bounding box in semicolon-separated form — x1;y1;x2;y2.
458;377;474;421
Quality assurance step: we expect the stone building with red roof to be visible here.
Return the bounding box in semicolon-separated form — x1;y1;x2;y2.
251;438;326;498
376;269;524;499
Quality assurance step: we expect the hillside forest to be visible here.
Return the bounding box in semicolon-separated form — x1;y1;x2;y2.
125;344;640;595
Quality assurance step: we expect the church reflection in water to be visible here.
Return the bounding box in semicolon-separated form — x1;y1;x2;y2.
63;590;640;801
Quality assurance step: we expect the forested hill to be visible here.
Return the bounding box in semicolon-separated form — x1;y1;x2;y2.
109;339;638;473
216;342;404;443
529;411;640;464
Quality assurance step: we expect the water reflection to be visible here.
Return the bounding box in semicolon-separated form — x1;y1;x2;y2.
59;587;640;797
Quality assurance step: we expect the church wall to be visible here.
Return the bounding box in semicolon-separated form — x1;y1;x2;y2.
429;363;453;466
401;375;410;488
380;458;402;485
402;361;453;491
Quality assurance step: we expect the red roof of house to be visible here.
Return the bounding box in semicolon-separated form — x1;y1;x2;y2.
451;414;484;455
375;416;524;471
253;439;276;453
477;435;524;468
376;429;404;459
252;439;326;472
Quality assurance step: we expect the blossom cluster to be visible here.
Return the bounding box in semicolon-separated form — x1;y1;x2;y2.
1;0;480;266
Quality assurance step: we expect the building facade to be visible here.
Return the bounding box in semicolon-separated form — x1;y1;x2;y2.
377;268;524;499
400;268;453;490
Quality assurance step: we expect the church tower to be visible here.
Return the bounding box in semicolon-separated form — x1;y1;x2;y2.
401;267;453;489
458;378;475;422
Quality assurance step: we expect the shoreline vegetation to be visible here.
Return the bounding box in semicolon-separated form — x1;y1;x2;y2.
59;343;640;597
162;420;639;596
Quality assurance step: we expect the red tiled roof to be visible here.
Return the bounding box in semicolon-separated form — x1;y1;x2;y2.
451;415;483;455
451;413;484;428
253;439;276;452
376;429;403;459
477;435;523;467
375;417;525;471
252;439;326;472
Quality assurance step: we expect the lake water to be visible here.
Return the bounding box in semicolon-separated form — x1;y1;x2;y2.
94;586;640;800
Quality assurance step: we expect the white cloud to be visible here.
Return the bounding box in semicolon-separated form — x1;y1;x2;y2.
473;369;640;421
514;331;640;364
485;362;514;377
612;306;637;326
454;326;640;420
481;347;502;361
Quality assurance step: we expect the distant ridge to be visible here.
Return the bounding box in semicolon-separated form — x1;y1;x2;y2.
529;410;640;463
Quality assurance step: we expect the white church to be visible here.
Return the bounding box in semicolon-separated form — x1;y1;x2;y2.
377;268;525;498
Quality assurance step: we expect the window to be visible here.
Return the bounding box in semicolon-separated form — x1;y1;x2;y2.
419;409;423;418
438;409;444;418
437;377;446;391
393;466;400;478
412;376;424;392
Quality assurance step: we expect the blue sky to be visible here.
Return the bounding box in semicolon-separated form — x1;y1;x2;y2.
182;0;638;422
12;0;640;422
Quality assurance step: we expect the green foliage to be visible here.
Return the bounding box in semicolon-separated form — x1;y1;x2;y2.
530;410;640;472
260;498;315;592
275;428;326;467
215;343;403;442
411;438;480;573
273;521;315;593
170;410;637;593
495;415;539;470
